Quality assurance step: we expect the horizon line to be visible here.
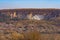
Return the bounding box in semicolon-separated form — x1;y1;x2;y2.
0;8;60;10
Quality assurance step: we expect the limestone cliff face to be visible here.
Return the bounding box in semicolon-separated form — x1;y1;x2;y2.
10;12;17;19
32;15;44;20
27;12;33;20
13;12;17;17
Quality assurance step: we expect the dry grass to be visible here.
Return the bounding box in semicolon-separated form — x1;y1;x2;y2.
0;30;60;40
23;30;41;40
0;20;60;40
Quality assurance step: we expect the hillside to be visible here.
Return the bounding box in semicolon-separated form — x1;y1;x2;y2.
0;9;60;33
0;9;60;40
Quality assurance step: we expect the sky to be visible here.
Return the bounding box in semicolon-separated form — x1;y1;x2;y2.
0;0;60;9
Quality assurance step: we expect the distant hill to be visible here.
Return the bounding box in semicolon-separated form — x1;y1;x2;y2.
0;9;60;20
0;9;60;33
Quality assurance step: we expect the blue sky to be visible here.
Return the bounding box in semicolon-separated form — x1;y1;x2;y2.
0;0;60;9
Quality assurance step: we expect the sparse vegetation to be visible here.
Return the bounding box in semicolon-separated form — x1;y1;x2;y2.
0;9;60;40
